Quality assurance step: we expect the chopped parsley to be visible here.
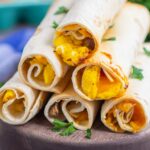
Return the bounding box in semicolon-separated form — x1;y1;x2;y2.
85;129;91;139
143;47;150;56
0;83;3;88
60;123;76;136
130;66;144;80
52;119;76;136
102;37;116;42
54;6;69;15
109;24;114;29
52;21;59;29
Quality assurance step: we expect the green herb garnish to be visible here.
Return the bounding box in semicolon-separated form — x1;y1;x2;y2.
143;47;150;56
102;37;116;42
52;21;59;29
0;83;3;88
52;119;76;136
52;119;69;132
54;6;69;15
109;24;114;29
129;0;150;11
60;123;76;136
130;66;144;80
85;129;91;139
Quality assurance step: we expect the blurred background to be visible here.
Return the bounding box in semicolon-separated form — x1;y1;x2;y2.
0;0;53;85
0;0;149;86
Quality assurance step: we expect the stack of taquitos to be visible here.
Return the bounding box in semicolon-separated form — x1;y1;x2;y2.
44;2;150;131
1;0;150;134
72;3;150;101
101;43;150;133
18;0;75;92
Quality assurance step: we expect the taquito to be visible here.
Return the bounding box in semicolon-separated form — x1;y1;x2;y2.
72;3;150;101
0;73;48;125
101;43;150;133
53;0;126;66
18;0;74;92
44;84;99;130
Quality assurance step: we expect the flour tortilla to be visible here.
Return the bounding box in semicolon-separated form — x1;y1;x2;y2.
56;0;126;54
72;3;150;101
101;43;150;133
44;84;100;130
0;73;48;125
18;0;75;92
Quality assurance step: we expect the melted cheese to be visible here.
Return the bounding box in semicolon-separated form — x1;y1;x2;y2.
81;65;122;100
29;56;55;85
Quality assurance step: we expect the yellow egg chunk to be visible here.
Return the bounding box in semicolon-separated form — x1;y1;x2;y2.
3;90;16;103
54;27;95;66
43;64;55;85
81;66;100;99
70;110;88;123
105;100;146;133
28;56;55;85
97;72;122;100
56;43;89;66
81;66;122;100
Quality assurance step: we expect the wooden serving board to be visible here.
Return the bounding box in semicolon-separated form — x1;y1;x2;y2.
0;112;149;150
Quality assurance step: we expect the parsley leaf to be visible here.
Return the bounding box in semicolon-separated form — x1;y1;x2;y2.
51;119;76;136
109;24;114;29
54;6;69;15
0;83;3;88
60;123;76;136
143;47;150;56
130;66;144;80
102;37;116;42
52;119;70;132
52;21;59;29
85;129;91;139
129;0;150;11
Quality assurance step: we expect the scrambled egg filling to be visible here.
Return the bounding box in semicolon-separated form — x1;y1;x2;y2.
106;100;146;132
81;65;122;100
2;90;24;114
29;56;55;85
67;101;88;124
2;90;15;103
54;25;95;66
70;110;88;124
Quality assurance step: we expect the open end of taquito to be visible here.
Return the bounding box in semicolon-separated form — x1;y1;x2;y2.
53;0;126;66
19;52;68;92
54;24;97;66
44;84;99;130
101;43;150;133
101;97;148;133
0;73;48;125
72;53;128;101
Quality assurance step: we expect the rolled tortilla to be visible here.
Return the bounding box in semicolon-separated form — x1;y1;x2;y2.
101;43;150;133
18;0;75;92
44;84;99;130
72;3;150;101
0;73;49;125
53;0;126;66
